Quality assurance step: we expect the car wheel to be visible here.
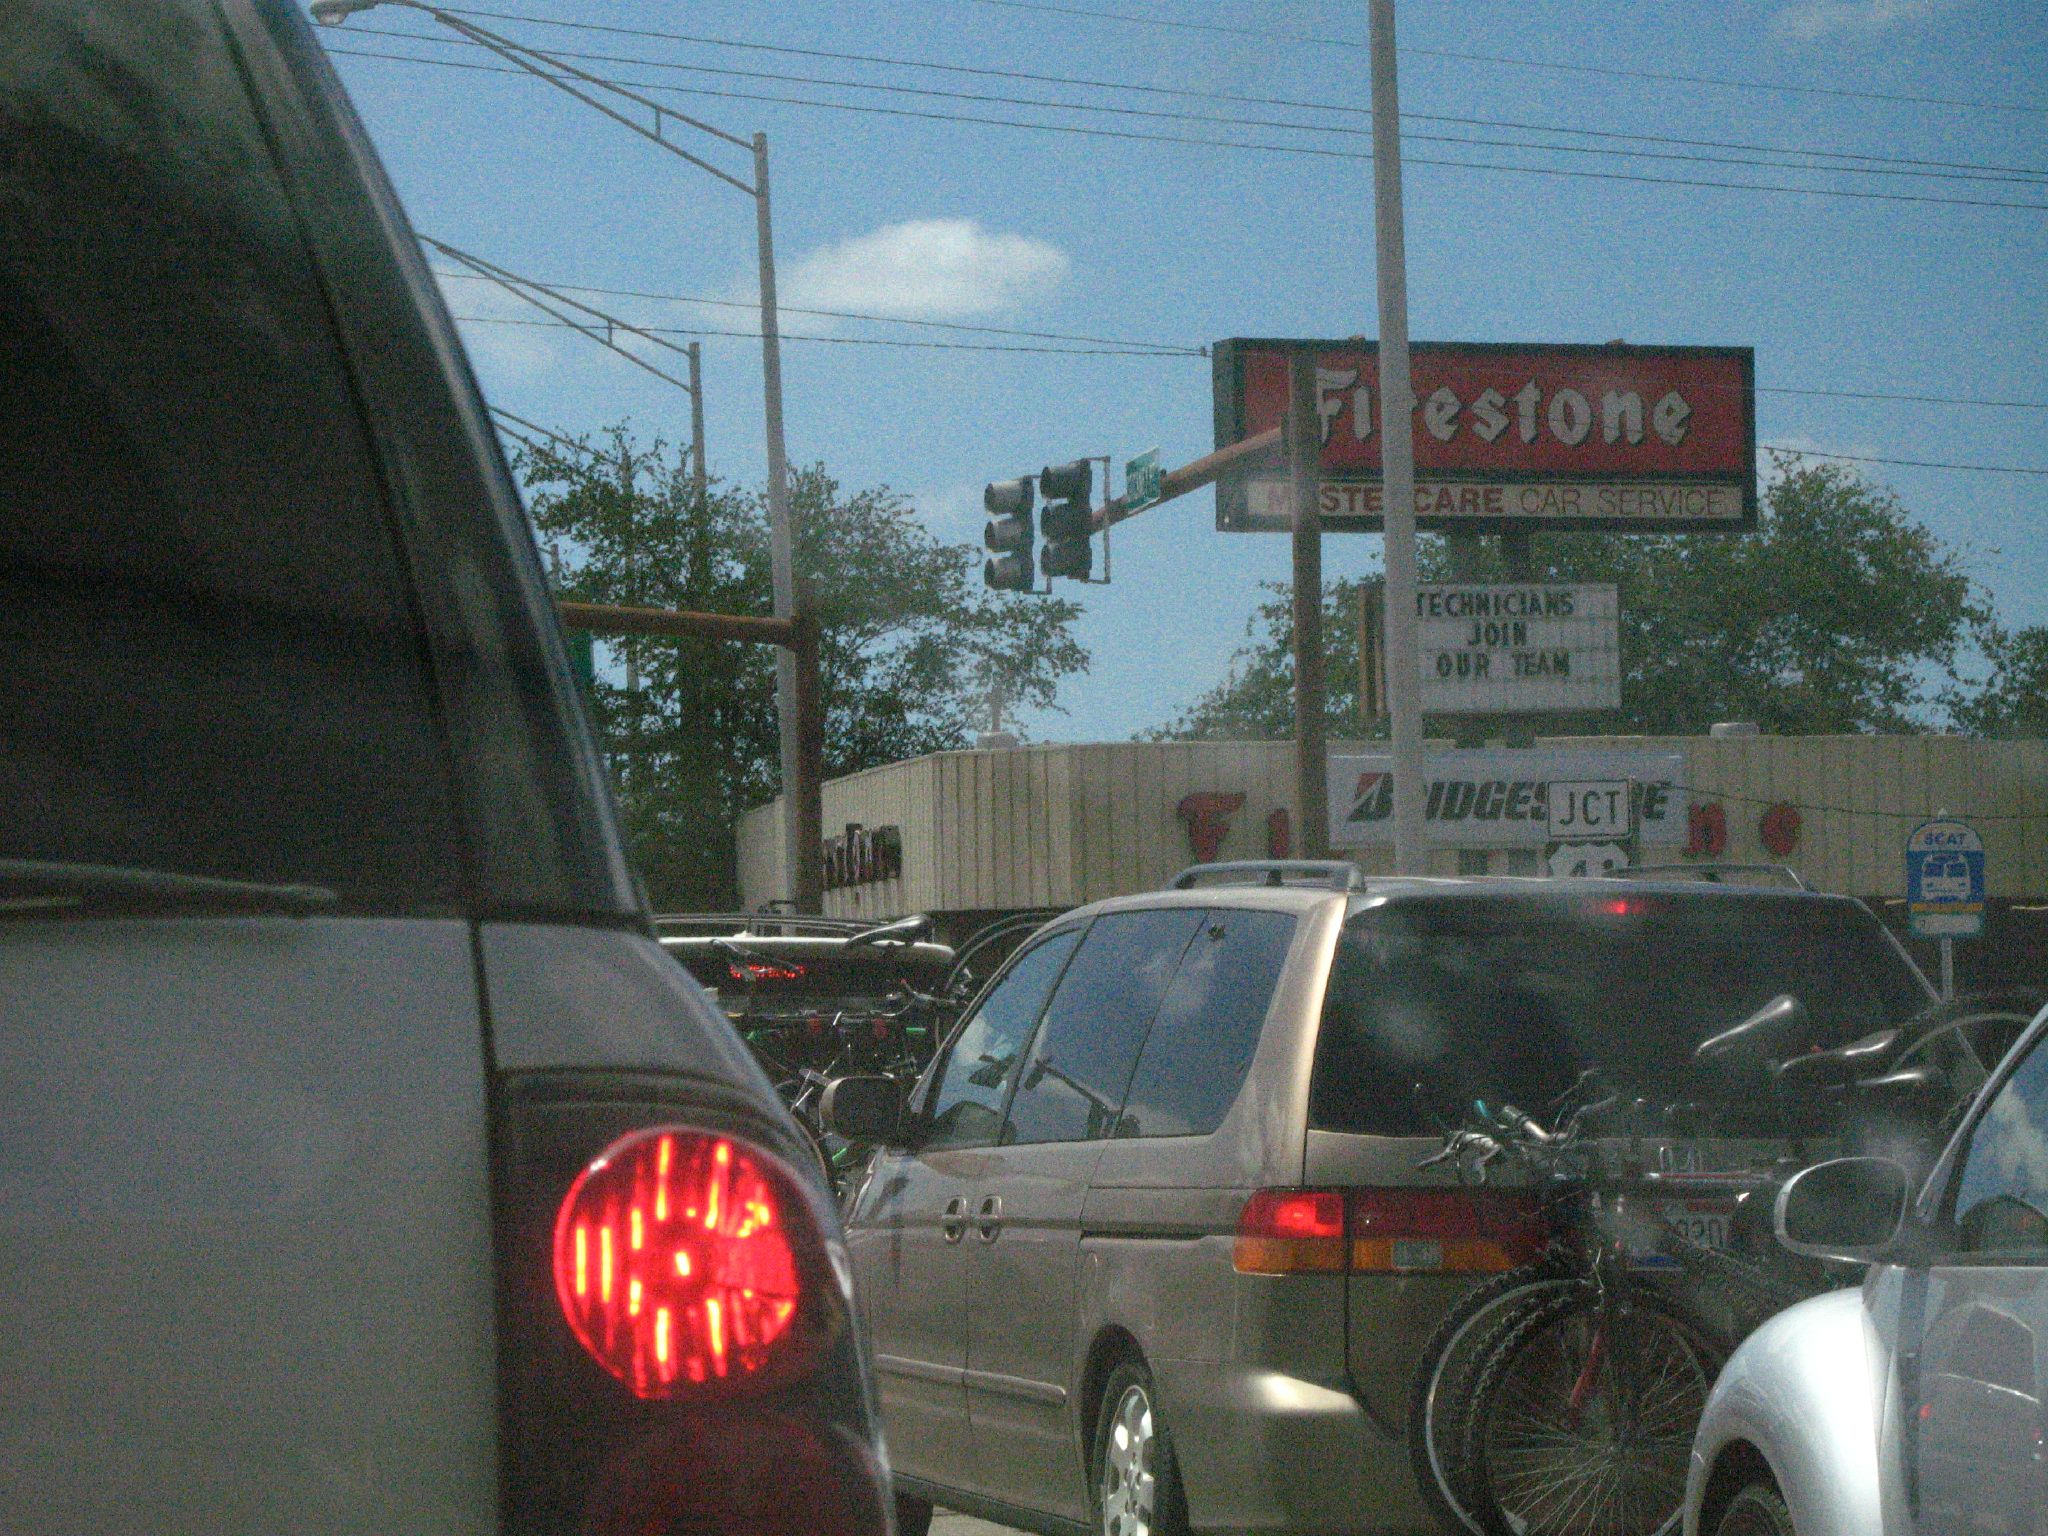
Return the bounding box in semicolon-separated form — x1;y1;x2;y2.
1714;1480;1795;1536
893;1491;934;1536
1093;1359;1189;1536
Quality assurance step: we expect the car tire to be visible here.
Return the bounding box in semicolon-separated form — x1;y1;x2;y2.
1093;1359;1189;1536
893;1491;934;1536
1714;1480;1795;1536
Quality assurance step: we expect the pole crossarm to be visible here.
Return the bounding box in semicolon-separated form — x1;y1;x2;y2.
1090;426;1282;531
423;236;702;395
557;600;799;649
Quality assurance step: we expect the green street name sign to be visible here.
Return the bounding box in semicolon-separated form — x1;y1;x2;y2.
1124;446;1163;512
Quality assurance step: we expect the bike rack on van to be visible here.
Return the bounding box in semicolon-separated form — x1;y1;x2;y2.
1169;860;1371;891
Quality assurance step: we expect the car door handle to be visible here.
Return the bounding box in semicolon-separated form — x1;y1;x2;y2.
940;1197;968;1244
974;1194;1003;1242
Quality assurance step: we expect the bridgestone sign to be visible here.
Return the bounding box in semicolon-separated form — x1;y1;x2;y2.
1213;339;1755;534
1327;749;1686;850
1418;582;1620;714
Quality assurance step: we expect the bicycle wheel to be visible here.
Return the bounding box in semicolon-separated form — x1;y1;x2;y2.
1466;1284;1723;1536
1408;1265;1576;1536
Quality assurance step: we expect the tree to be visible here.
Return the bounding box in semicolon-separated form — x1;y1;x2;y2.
1158;459;1994;741
519;425;1088;907
1949;624;2048;738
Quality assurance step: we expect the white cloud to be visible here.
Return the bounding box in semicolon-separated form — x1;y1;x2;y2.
912;481;988;540
1770;0;1950;42
781;217;1069;320
436;270;573;386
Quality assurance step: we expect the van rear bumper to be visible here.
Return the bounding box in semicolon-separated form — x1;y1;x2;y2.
1153;1359;1433;1535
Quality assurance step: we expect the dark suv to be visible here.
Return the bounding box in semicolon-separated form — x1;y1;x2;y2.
836;864;1935;1536
0;4;888;1531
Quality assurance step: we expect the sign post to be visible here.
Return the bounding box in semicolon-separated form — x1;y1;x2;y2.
1906;817;1986;1000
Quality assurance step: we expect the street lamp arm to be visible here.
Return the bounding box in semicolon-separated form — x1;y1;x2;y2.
315;0;759;193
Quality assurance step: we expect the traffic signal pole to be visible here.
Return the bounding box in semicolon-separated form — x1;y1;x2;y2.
1287;357;1330;859
1369;0;1428;877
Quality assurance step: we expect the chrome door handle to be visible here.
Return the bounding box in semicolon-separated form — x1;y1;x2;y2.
974;1194;1003;1242
940;1196;968;1244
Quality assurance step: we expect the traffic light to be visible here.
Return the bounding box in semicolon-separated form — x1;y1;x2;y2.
983;475;1036;591
1038;459;1094;580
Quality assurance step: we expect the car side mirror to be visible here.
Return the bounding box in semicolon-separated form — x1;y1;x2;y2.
1775;1155;1912;1263
821;1075;909;1146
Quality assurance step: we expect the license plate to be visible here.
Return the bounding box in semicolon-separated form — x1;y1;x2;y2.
1628;1201;1732;1270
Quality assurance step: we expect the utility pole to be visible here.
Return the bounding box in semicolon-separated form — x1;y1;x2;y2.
1287;355;1330;858
1370;0;1427;876
687;341;708;510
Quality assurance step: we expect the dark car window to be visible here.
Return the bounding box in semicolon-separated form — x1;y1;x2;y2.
1949;1036;2048;1260
0;0;459;905
924;929;1081;1151
1312;892;1930;1135
1115;908;1297;1139
1002;908;1206;1146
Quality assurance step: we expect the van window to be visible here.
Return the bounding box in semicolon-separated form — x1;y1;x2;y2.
0;2;459;906
925;929;1081;1151
1116;909;1297;1138
1002;908;1205;1146
1311;892;1929;1135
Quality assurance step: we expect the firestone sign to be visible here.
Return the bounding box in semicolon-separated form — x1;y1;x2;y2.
1213;339;1755;533
1327;749;1686;850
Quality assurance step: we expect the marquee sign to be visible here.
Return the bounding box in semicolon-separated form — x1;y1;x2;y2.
1213;339;1755;533
1416;582;1620;714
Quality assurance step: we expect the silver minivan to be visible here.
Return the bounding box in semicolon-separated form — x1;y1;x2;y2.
835;862;1936;1536
0;3;888;1531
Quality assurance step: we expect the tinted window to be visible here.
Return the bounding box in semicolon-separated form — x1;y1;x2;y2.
1117;909;1297;1139
0;2;459;904
925;930;1080;1151
1312;893;1929;1135
1003;908;1205;1146
1951;1037;2048;1260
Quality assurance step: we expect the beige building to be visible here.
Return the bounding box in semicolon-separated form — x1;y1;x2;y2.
739;734;2047;921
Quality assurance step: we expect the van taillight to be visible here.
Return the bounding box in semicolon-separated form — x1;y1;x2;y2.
1233;1187;1545;1275
1349;1187;1546;1273
1233;1189;1347;1274
552;1128;809;1398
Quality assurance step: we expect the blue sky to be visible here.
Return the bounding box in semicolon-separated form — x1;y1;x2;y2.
318;0;2048;741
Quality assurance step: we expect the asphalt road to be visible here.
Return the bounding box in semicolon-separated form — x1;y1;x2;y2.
933;1512;1026;1535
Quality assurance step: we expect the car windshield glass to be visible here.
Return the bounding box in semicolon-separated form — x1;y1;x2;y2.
1312;892;1930;1134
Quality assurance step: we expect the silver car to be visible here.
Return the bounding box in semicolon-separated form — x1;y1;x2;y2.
1684;1005;2048;1536
828;862;1936;1536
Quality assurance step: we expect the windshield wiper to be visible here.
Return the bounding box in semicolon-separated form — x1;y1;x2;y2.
0;859;339;916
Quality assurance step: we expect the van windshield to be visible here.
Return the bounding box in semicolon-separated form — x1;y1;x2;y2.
1311;892;1931;1135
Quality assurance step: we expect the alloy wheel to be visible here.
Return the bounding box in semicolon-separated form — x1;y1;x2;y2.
1100;1383;1157;1536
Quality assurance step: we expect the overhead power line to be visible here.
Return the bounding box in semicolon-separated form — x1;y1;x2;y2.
956;0;2048;117
434;8;2048;183
1762;444;2048;476
430;266;1202;352
449;309;1198;355
323;44;2048;213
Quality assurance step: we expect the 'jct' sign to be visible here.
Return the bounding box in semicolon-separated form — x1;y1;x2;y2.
1327;749;1685;849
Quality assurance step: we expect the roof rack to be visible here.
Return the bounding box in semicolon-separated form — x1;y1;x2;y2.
1605;863;1811;892
1169;860;1368;892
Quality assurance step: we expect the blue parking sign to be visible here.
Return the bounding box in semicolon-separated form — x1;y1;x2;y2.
1905;819;1986;938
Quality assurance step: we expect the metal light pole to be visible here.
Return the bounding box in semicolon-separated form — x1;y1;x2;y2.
1369;0;1428;876
687;342;708;510
316;0;821;910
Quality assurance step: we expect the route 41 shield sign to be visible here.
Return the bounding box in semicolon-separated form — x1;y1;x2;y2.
1906;819;1985;938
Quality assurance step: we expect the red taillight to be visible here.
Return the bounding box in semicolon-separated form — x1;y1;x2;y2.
728;959;806;984
1349;1187;1546;1274
1234;1187;1546;1275
1234;1188;1347;1274
552;1127;809;1399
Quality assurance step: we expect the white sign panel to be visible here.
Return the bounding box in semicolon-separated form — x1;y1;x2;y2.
1416;583;1620;714
1547;780;1633;839
1328;749;1685;849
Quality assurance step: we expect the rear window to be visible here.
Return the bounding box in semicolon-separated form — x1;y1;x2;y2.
0;2;459;904
1311;892;1929;1135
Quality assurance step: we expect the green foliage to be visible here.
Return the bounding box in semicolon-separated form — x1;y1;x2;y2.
520;425;1087;907
1158;458;2000;741
1949;624;2048;739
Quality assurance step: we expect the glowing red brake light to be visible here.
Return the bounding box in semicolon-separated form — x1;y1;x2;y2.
552;1127;810;1399
1233;1188;1347;1274
728;959;806;984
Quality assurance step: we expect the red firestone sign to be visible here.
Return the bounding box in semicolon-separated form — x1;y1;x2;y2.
1212;339;1755;533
